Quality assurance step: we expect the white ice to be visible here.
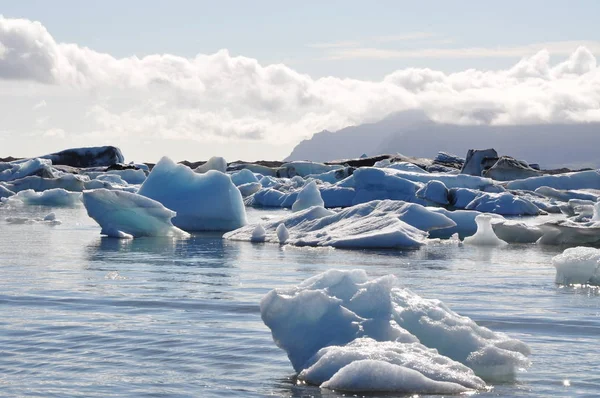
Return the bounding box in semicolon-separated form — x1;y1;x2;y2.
5;174;87;193
194;156;228;174
226;200;456;249
84;169;146;185
251;224;266;242
0;158;55;182
6;188;82;206
506;170;600;191
416;180;449;205
276;223;289;244
465;192;541;216
138;157;247;231
83;188;189;239
0;185;15;199
261;270;530;393
230;169;259;186
292;181;324;212
552;247;600;285
463;214;508;246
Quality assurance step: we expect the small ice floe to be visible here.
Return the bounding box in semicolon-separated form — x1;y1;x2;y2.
261;269;530;394
276;223;289;244
552;247;600;286
464;214;508;246
82;188;189;239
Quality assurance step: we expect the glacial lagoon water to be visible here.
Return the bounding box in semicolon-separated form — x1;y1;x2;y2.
0;205;599;397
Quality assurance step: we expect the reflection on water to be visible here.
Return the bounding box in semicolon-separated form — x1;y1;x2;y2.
0;206;599;397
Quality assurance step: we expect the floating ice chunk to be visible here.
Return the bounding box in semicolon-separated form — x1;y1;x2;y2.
464;214;508;246
7;189;82;206
0;185;15;199
428;208;503;239
449;188;482;209
226;200;454;249
491;220;543;244
305;167;353;184
259;175;279;188
85;169;146;185
5;174;87;193
138;156;246;231
43;212;56;221
538;220;600;246
552;247;600;285
276;223;289;244
416;180;449;205
194;156;227;173
230;169;259;186
281;161;341;177
465;192;541;216
292;181;324;212
251;224;266;242
83;189;189;239
237;182;262;197
535;186;600;203
381;162;428;174
39;146;124;168
593;202;600;222
507;170;600;191
261;270;530;393
0;158;55;182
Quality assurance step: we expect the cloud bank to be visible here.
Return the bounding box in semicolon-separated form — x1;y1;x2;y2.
1;15;599;160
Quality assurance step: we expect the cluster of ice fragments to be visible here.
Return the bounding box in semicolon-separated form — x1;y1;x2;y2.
3;146;600;249
261;269;530;393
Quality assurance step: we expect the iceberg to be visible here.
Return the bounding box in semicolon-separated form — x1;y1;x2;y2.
0;185;15;199
6;188;82;206
230;169;259;186
38;146;124;167
465;192;541;216
276;223;289;244
138;157;247;231
237;182;262;197
506;170;600;191
225;200;456;249
292;181;324;212
0;158;55;182
535;186;600;203
83;189;189;239
194;156;227;174
491;220;543;244
5;174;87;193
261;270;530;393
552;247;600;286
84;169;146;185
538;220;600;246
464;215;508;246
416;180;449;205
280;161;341;177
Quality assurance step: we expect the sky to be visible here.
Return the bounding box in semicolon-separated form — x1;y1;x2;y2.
1;0;599;162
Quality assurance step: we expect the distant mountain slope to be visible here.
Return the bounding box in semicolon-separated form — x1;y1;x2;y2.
285;112;600;169
284;110;430;162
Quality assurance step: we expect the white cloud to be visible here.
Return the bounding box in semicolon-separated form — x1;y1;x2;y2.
325;41;600;60
1;16;600;161
32;99;46;110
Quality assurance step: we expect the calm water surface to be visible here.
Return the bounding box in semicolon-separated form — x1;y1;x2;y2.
0;205;598;397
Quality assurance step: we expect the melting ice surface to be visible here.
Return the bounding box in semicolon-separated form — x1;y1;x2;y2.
261;269;530;393
0;205;599;397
